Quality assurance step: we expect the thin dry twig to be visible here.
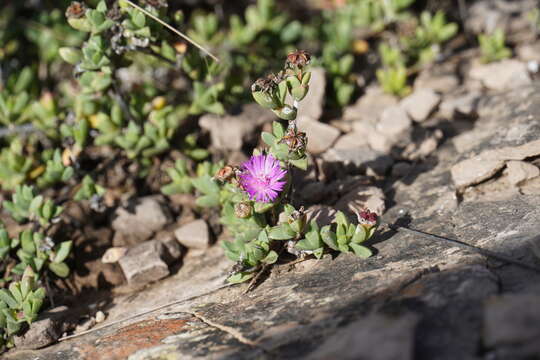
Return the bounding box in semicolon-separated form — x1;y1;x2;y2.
124;0;220;63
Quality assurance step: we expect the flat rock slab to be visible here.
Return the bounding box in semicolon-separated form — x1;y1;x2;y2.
7;85;540;360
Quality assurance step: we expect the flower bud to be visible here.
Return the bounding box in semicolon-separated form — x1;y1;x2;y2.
356;209;378;227
286;50;311;69
234;202;252;219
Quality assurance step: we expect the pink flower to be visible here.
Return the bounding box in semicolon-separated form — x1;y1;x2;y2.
239;154;287;203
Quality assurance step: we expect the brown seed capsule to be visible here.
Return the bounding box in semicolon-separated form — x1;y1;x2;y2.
65;1;86;19
286;50;311;68
234;202;252;219
215;165;236;183
280;127;307;153
251;74;279;93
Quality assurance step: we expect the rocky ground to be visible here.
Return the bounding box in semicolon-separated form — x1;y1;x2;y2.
6;1;540;359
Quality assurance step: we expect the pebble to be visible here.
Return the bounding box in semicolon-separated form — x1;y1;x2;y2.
112;196;171;246
400;88;441;122
297;116;341;155
118;240;170;285
377;105;412;135
174;219;210;251
468;59;531;91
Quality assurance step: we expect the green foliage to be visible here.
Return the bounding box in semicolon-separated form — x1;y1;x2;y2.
3;185;63;226
0;68;35;126
321;211;377;258
401;11;458;64
376;65;411;97
0;267;45;348
37;150;74;189
73;175;105;201
0;140;33;190
478;29;511;63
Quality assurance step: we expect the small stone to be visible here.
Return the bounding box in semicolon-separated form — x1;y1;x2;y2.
469;59;532;91
297;116;340;154
392;162;412;177
156;232;183;265
174;219;210;250
322;147;394;176
343;85;398;123
101;247;127;263
505;161;540;186
367;130;394;153
333;132;369;150
483;294;540;351
377;105;412;135
439;92;482;118
112;196;171;246
95;311;106;324
402;129;443;160
297;67;326;121
414;72;459;93
451;158;506;190
14;306;74;350
199;103;274;151
400;88;441;122
307;313;418;360
74;317;96;334
516;43;540;62
118;240;169;285
335;185;385;216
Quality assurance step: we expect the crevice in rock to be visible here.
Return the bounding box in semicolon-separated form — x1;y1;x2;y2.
186;310;270;354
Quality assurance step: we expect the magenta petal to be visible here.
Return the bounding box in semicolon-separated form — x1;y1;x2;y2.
238;154;287;203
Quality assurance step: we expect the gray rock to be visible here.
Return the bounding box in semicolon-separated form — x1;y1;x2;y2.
505;160;540;186
451;139;540;189
322;146;394;176
516;43;540;62
199;103;274;151
101;247;127;263
468;60;531;91
335;185;386;216
483;294;540;358
297;116;340;154
118;240;170;285
343;85;398;123
402;129;443;161
306;313;418;360
174;219;210;250
368;130;394;153
297;67;326;121
377;105;412;135
414;72;459;93
438;92;482;118
400;88;441;122
333;132;369;149
14;306;74;350
112;196;171;246
156;231;183;265
451;158;505;190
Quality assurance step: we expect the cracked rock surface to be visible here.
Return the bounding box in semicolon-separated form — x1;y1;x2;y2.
7;86;540;360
